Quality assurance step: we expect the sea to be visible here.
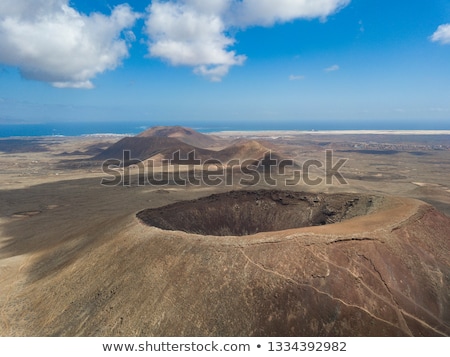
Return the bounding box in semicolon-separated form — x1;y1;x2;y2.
0;120;449;137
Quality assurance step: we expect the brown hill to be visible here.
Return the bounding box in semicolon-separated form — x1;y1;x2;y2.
1;184;448;336
213;140;292;169
94;136;214;163
95;137;288;169
214;140;271;161
136;125;218;148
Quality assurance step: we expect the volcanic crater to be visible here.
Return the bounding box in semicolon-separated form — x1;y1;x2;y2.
136;190;382;236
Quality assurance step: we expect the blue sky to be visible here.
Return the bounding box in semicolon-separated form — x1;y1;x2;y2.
1;0;450;129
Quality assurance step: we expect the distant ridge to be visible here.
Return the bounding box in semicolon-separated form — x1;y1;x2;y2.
94;126;289;167
136;125;218;148
94;136;213;162
213;140;279;162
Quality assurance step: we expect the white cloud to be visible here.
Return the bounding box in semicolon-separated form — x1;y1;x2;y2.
230;0;351;27
145;0;245;82
289;74;305;80
430;24;450;45
0;0;140;88
145;0;350;81
184;0;232;15
324;64;340;72
0;0;351;85
194;64;233;82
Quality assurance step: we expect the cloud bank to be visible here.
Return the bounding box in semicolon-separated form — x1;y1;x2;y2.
0;0;139;88
0;0;350;86
430;24;450;45
145;0;350;81
145;0;246;82
230;0;351;27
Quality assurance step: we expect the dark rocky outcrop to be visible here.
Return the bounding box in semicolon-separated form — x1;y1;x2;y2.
137;190;381;236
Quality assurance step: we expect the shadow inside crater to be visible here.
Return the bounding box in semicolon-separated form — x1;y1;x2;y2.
137;190;382;236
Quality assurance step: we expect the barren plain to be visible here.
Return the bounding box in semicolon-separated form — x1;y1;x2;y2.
0;128;449;336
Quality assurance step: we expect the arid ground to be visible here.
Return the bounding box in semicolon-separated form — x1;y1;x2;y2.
0;128;449;336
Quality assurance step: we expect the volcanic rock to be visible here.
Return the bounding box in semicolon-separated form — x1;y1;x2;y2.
4;189;448;337
137;190;380;236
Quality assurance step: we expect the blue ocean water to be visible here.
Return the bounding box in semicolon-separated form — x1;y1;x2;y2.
0;122;147;137
0;120;449;137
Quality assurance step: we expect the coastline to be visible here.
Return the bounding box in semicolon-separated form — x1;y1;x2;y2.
210;129;450;137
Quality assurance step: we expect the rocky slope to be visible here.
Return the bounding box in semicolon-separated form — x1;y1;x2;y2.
1;190;448;336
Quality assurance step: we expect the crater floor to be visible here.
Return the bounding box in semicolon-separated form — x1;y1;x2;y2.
137;190;382;236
